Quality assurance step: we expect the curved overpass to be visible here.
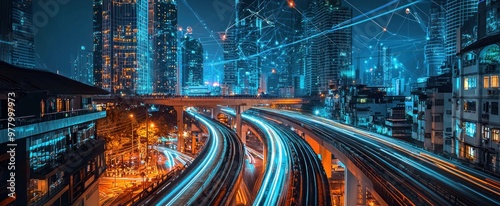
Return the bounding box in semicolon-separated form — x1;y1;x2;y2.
254;108;500;206
223;109;331;205
137;111;244;206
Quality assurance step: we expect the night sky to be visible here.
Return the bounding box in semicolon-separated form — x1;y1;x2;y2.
34;0;430;83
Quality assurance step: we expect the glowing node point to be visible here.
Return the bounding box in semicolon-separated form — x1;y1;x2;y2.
405;8;410;14
383;27;387;32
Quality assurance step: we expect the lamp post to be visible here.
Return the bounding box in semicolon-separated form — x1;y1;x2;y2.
130;114;135;155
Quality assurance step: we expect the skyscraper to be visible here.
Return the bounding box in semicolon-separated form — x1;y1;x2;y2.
181;35;204;87
93;0;151;95
223;0;262;95
150;0;178;94
72;46;94;85
308;0;352;94
425;0;446;76
444;0;478;62
0;0;35;68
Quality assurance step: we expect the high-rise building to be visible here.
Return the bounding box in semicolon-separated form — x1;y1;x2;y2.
267;69;279;96
150;0;178;94
308;0;352;94
425;0;446;76
0;0;35;68
451;0;500;174
223;0;262;95
72;46;94;85
444;0;477;62
93;0;151;95
181;35;204;87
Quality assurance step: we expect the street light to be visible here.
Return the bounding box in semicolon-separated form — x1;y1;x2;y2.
130;114;135;155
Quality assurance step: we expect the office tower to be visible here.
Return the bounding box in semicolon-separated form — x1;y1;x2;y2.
425;0;446;76
151;0;178;94
222;29;237;95
181;35;204;87
0;62;108;206
0;0;35;68
223;0;262;95
72;46;94;85
93;0;151;95
267;69;279;96
309;0;352;94
444;0;477;62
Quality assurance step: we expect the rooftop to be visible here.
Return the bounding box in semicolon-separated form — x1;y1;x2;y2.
0;61;108;95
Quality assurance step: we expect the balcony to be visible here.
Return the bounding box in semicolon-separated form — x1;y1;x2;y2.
0;110;106;143
483;64;497;73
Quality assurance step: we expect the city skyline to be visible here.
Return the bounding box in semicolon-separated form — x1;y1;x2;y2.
32;0;430;87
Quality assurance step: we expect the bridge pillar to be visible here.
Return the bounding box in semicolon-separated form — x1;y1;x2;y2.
192;134;197;155
211;106;221;119
174;106;185;152
345;168;358;206
234;104;248;145
320;147;332;178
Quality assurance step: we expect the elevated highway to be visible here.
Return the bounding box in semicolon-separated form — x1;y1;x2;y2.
135;111;244;206
223;109;331;205
253;108;500;206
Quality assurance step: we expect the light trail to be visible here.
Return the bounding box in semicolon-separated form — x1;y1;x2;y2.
155;112;221;206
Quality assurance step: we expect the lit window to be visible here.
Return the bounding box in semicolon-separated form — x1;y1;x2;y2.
465;122;476;137
491;75;499;87
484;76;490;88
464;77;469;90
466;145;475;160
493;129;499;142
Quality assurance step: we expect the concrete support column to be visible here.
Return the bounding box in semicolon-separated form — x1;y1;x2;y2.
211;106;221;119
175;106;185;152
235;106;243;143
345;168;358;206
192;134;197;155
320;147;332;178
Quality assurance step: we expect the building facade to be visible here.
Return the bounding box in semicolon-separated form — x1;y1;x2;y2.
444;0;477;62
72;46;94;85
0;62;108;206
308;0;352;94
451;0;500;173
93;0;157;95
150;0;178;94
0;0;35;68
425;0;446;76
408;74;453;151
181;36;204;88
223;0;262;95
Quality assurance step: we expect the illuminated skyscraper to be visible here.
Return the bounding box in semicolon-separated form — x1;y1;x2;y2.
223;0;262;95
308;0;352;94
444;0;477;62
0;0;35;68
150;0;178;94
93;0;151;95
425;0;446;76
72;46;94;85
181;35;204;87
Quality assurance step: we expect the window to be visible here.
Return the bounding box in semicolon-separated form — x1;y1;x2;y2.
464;76;477;90
465;122;476;137
492;102;499;115
466;145;475;160
433;115;443;122
493;129;499;142
484;76;490;88
464;100;476;112
492;75;499;87
435;99;444;106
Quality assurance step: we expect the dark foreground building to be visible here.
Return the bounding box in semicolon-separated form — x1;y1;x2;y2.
0;61;108;205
